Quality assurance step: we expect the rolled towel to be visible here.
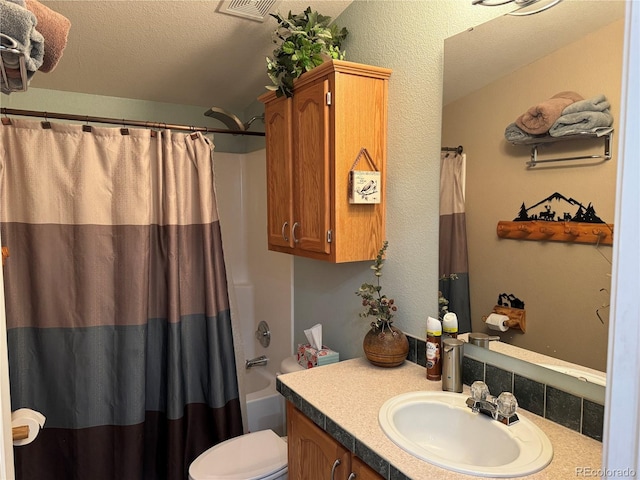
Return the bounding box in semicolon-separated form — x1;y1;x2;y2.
549;109;614;137
25;0;71;73
0;0;44;73
515;91;584;135
561;94;610;114
504;122;547;143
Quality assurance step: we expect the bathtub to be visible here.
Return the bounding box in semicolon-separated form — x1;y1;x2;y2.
245;367;285;436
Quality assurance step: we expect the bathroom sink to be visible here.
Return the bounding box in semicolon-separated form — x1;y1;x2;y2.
378;391;553;477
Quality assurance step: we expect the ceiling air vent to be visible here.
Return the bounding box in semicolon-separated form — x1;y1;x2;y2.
218;0;281;22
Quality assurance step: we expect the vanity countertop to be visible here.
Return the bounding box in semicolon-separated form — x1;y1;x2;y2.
277;357;602;480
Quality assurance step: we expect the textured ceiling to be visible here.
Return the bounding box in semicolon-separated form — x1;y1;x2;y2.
443;0;626;105
29;1;353;112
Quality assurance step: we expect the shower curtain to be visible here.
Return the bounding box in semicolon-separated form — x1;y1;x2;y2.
439;152;471;332
0;118;243;480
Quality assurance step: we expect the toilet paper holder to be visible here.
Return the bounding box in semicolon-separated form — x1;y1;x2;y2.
482;305;526;333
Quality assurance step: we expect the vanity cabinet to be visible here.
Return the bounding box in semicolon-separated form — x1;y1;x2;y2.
259;60;391;263
286;402;383;480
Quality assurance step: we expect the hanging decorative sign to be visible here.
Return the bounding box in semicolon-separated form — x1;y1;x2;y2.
348;147;381;204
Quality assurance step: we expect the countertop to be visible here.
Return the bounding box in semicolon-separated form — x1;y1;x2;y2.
277;357;602;479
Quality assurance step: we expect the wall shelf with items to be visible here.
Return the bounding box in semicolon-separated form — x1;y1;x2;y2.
510;130;613;168
497;220;614;246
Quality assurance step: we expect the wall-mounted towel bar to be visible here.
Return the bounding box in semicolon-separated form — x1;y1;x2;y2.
0;34;28;93
511;131;612;168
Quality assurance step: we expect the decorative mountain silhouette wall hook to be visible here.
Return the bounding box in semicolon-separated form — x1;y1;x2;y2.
496;192;614;246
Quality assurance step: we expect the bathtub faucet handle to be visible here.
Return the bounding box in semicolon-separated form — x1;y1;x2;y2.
245;355;269;369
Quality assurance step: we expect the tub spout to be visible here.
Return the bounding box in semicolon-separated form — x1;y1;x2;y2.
245;355;268;369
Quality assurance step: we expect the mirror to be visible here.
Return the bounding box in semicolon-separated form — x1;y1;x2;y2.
441;0;626;373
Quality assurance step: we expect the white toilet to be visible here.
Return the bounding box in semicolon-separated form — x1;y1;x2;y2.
188;356;304;480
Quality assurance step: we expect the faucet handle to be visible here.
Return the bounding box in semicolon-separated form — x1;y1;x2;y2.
496;392;518;417
470;381;490;401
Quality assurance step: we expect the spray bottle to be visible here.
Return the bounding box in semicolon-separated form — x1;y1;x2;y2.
442;312;459;339
426;316;442;381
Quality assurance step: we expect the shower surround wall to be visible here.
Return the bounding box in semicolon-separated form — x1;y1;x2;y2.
213;151;293;378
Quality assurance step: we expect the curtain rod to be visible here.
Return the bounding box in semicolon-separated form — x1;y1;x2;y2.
0;108;265;137
441;145;463;155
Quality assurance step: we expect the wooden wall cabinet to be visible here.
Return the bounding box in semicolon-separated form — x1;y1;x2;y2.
259;60;391;263
286;402;383;480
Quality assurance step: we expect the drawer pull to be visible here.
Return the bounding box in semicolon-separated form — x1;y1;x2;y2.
330;459;341;480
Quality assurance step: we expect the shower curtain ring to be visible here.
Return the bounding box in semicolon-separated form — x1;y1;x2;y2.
41;112;51;129
1;109;11;125
120;118;130;136
82;116;93;133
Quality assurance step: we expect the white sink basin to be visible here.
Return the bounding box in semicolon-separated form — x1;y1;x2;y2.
379;391;553;477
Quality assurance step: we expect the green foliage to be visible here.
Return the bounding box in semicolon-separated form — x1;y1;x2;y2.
356;241;398;330
266;7;349;98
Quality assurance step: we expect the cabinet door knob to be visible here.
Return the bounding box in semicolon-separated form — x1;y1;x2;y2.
292;222;300;243
330;459;341;480
281;221;289;242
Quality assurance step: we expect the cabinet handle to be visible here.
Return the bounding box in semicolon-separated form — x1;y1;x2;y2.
330;459;341;480
292;222;300;244
347;474;356;480
281;221;289;242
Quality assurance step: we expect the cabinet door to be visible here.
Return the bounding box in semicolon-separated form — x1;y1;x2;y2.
264;95;294;249
351;455;384;480
287;402;350;480
292;78;331;255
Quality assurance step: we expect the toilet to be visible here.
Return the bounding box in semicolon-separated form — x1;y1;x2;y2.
188;356;304;480
278;355;305;374
189;429;288;480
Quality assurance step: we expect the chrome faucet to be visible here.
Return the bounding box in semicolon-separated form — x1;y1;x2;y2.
466;381;519;426
245;355;268;369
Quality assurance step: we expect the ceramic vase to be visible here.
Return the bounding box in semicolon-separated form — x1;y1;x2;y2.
362;322;409;367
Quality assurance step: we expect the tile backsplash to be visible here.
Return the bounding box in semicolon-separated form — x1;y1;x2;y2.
407;335;604;442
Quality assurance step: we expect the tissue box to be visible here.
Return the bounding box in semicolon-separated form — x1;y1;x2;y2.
297;343;340;369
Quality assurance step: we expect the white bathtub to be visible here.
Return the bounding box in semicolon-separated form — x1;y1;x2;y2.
245;368;285;436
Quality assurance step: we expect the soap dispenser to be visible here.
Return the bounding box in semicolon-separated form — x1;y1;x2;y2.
442;338;464;393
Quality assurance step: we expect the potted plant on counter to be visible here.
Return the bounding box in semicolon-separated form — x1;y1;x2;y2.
265;7;349;98
356;241;409;367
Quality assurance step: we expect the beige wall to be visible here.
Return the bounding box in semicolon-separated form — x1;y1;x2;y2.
442;19;624;371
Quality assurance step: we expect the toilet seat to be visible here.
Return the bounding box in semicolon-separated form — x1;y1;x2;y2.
189;429;288;480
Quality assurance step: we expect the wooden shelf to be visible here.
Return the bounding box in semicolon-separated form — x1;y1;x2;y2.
497;220;613;245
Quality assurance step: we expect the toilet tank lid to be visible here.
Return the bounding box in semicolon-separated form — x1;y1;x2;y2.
280;356;305;373
189;429;287;480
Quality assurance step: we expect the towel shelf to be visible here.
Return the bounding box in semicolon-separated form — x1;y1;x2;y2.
0;34;29;93
511;131;613;168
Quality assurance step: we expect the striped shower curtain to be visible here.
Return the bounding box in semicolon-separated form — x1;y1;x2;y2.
0;118;243;479
439;151;471;332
